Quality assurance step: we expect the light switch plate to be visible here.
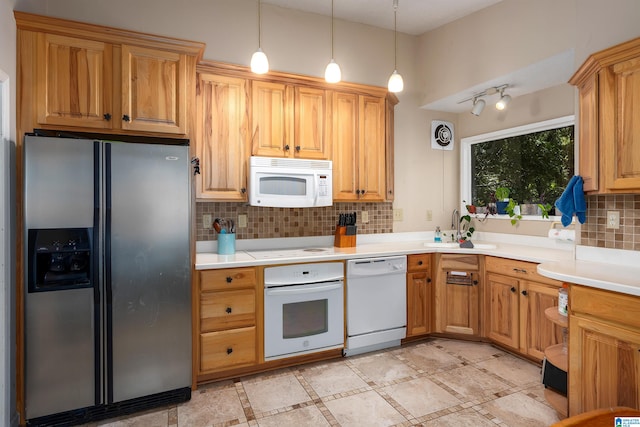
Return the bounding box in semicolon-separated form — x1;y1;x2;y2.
426;210;433;221
361;211;369;223
238;214;248;228
203;214;212;229
607;210;620;229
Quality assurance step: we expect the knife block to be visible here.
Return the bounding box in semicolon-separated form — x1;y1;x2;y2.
334;226;356;248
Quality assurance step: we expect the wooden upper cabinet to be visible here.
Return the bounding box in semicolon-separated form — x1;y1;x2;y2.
332;92;386;201
196;71;249;200
17;11;204;138
121;45;187;134
569;36;640;193
251;81;291;157
36;33;113;129
294;87;330;159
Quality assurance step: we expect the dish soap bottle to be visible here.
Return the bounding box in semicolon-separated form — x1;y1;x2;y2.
434;226;442;242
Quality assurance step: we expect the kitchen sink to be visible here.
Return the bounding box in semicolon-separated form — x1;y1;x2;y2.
424;242;497;249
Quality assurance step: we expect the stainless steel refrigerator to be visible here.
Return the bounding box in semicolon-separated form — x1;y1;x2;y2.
23;134;192;425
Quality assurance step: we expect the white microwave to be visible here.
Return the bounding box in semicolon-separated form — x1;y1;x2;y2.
249;156;333;208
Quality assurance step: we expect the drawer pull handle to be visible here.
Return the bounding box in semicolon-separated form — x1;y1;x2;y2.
225;307;232;314
226;276;233;283
513;268;528;274
226;347;233;355
510;286;516;293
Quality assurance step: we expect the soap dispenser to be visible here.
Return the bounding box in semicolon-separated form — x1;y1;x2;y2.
434;226;442;242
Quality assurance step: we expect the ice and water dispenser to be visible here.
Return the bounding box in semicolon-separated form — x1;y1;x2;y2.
27;228;93;292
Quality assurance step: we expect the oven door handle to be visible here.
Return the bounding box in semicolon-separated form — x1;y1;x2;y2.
265;282;342;296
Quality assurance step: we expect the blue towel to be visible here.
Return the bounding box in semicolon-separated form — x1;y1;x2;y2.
555;175;586;227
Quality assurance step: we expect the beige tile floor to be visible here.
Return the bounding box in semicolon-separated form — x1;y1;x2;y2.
91;338;561;427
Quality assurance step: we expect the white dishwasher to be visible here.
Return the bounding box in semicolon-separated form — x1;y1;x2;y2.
344;255;407;356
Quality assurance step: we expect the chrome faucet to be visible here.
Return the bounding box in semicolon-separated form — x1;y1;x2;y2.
451;209;462;242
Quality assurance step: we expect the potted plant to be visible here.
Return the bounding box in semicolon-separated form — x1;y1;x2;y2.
459;214;475;241
495;187;510;214
538;203;553;219
505;198;523;226
463;200;476;214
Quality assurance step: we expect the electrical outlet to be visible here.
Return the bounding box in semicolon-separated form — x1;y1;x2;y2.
361;211;369;223
238;214;248;228
607;210;620;229
393;208;403;221
203;214;212;229
426;209;433;221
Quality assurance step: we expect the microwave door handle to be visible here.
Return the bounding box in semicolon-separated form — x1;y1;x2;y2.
266;282;342;296
313;174;319;205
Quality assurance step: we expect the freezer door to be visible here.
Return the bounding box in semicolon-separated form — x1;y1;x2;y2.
107;142;191;403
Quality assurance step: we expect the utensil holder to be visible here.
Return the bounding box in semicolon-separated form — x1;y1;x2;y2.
218;233;236;255
334;226;356;248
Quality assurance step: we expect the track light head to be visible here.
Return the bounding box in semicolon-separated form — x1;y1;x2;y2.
496;93;511;110
471;98;486;116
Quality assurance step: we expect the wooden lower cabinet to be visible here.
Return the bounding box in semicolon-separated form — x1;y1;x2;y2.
485;257;563;361
197;267;258;378
569;285;640;415
406;254;433;337
435;254;480;336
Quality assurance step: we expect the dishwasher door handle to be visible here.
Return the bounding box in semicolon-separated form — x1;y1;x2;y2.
266;282;343;296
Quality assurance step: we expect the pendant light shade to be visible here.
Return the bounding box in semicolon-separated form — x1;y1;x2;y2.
325;0;341;83
251;0;269;74
325;59;341;83
251;48;269;74
388;0;403;93
388;70;404;92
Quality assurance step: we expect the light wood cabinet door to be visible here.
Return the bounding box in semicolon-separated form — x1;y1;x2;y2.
576;71;599;192
602;57;640;191
200;267;257;292
294;86;330;159
121;44;187;134
407;271;432;337
435;256;480;336
519;280;562;360
569;315;640;415
332;92;359;201
251;81;291;157
196;73;249;200
358;95;386;201
36;33;113;129
486;273;519;349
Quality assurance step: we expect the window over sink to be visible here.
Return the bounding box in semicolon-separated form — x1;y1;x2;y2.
461;116;575;220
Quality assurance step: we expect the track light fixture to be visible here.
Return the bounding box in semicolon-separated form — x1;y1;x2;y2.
325;0;341;83
251;0;269;74
459;84;511;116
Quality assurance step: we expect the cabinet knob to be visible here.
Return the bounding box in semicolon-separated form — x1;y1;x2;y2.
284;144;290;151
388;190;393;194
103;113;112;121
295;145;301;152
225;307;232;314
226;347;233;355
473;280;479;286
122;114;131;122
226;276;233;283
241;188;246;194
521;290;528;296
427;277;431;283
510;286;516;293
418;260;423;266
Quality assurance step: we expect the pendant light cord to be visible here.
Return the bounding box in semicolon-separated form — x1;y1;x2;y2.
330;0;334;58
258;0;262;48
393;0;398;69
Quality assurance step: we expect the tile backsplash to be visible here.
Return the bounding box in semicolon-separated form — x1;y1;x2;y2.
196;202;393;241
581;194;640;250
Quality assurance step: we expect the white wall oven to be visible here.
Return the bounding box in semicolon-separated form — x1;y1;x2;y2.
263;262;344;360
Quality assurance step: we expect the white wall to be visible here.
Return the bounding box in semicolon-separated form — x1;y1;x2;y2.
1;0;17;424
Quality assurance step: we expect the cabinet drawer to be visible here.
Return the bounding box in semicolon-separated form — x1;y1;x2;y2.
485;256;561;287
201;289;256;332
439;254;479;271
571;285;640;329
408;254;430;272
200;267;257;292
200;326;257;372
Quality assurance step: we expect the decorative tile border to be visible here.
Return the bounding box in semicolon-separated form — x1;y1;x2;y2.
195;201;393;241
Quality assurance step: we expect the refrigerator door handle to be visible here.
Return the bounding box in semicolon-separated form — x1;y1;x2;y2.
104;142;114;404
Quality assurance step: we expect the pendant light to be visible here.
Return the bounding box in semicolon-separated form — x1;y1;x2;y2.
251;0;269;74
325;0;341;83
388;0;403;93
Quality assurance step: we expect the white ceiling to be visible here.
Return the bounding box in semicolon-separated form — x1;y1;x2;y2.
263;0;504;36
